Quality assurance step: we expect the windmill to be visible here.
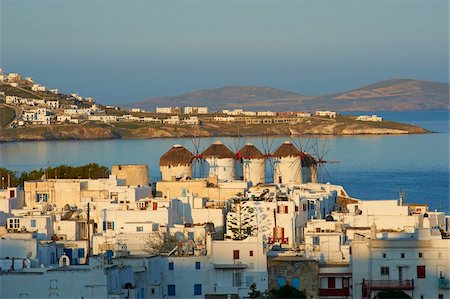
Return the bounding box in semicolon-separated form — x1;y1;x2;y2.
190;135;206;178
288;136;317;184
311;138;340;183
260;135;278;183
238;143;265;186
201;141;236;181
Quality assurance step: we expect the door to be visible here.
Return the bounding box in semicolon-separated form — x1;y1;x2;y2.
399;267;404;281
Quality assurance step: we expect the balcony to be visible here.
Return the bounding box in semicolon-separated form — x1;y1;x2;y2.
214;263;248;270
319;288;350;296
363;279;414;290
439;278;450;289
268;237;289;245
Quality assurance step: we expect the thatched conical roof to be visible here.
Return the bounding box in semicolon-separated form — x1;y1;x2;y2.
160;144;193;167
240;143;264;159
272;141;300;158
201;141;235;159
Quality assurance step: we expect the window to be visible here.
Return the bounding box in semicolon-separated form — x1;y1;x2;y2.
315;228;321;233
102;221;115;230
136;226;143;232
246;276;254;286
401;253;405;258
382;253;386;258
151;288;155;294
328;277;336;289
439;295;444;299
249;250;254;257
194;284;202;295
284;206;288;213
381;267;389;276
292;277;300;289
277;277;286;288
36;193;48;202
418;252;423;258
8;218;19;229
313;236;320;245
233;272;242;287
167;285;175;296
30;220;36;228
295;205;299;212
168;262;174;270
233;250;240;260
49;279;57;289
195;262;201;270
417;265;426;278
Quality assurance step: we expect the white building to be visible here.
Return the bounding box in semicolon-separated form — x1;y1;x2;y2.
356;115;383;122
45;100;60;109
31;84;47;92
147;235;268;299
163;115;180;124
257;111;276;117
156;107;180;114
182;116;200;125
184;106;209;114
315;111;337;118
352;227;450;299
214;116;236;122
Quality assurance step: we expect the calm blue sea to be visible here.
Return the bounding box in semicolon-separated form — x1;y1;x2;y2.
0;110;448;212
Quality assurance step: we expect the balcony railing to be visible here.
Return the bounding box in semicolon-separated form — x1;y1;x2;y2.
362;279;414;290
439;278;450;289
319;288;350;296
268;237;289;244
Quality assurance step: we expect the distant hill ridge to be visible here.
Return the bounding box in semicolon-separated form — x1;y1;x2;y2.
127;78;449;112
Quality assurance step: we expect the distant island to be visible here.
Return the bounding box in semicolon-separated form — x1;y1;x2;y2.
127;79;450;112
0;70;438;142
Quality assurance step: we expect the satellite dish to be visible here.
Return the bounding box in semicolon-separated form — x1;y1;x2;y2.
41;174;46;180
26;251;32;259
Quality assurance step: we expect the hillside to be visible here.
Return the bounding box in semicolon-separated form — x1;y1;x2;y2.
126;79;449;112
0;116;429;142
128;86;313;111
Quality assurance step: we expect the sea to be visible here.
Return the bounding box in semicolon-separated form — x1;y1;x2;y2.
0;110;448;212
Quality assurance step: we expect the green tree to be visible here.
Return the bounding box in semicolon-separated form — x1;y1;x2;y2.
248;283;262;299
269;286;306;298
226;198;256;240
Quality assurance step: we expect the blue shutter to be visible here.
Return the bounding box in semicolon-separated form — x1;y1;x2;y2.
78;248;85;258
102;221;106;231
292;277;300;289
112;222;115;230
194;284;202;295
277;277;286;288
36;194;39;202
168;285;176;296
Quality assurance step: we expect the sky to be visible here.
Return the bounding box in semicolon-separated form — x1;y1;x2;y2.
1;0;448;105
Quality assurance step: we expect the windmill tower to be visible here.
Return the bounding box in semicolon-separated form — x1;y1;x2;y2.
160;145;193;181
239;143;265;186
289;137;317;184
272;141;302;184
201;141;235;181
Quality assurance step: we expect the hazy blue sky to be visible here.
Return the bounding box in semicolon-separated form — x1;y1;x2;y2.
1;0;448;104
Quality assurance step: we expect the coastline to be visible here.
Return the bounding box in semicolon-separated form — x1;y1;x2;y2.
0;117;431;143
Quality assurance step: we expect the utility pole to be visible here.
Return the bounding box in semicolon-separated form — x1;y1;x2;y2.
86;202;90;264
